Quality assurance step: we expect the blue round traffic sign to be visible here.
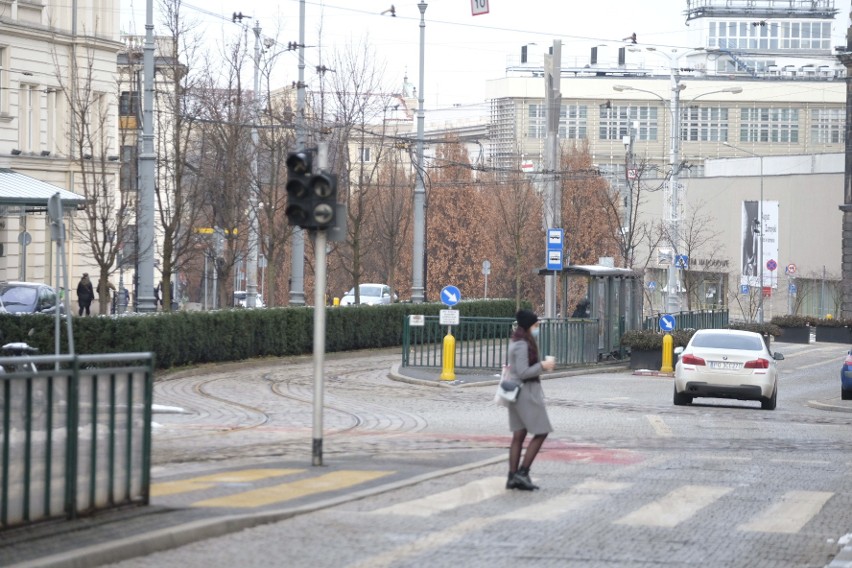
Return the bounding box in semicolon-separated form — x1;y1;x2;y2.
440;285;461;306
659;314;676;332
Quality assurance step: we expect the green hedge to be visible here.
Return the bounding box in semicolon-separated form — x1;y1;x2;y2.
0;299;519;370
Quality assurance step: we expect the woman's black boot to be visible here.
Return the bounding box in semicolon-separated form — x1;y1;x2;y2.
506;472;519;490
514;467;539;491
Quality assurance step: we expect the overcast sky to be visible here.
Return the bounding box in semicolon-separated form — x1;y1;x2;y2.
119;0;850;107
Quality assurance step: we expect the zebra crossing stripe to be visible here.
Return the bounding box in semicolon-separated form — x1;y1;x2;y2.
614;485;732;527
191;470;392;508
501;480;632;521
738;490;833;533
371;477;506;517
348;517;493;568
151;468;304;497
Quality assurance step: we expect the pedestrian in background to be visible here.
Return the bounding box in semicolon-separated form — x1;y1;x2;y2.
505;309;555;491
76;273;94;316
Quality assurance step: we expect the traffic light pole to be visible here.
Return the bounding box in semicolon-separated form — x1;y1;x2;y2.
312;141;329;466
312;227;327;466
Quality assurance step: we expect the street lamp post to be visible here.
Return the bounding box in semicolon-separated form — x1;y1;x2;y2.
411;2;427;303
613;72;741;316
724;142;765;323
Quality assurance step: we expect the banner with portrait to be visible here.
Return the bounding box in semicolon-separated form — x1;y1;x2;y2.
740;200;779;288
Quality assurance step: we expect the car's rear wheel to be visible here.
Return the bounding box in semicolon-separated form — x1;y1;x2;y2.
761;386;777;410
673;384;692;406
842;388;852;401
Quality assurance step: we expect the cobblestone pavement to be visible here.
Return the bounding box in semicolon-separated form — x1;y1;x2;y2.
7;342;852;567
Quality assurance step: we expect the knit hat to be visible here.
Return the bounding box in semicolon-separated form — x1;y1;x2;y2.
515;309;538;330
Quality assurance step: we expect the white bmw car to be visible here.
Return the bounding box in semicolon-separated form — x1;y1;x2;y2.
673;329;784;410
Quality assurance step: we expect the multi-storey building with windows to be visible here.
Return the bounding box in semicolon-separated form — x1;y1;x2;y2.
479;0;847;319
0;1;121;300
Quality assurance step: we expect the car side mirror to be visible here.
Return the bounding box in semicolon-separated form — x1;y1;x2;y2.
773;352;785;361
674;346;684;355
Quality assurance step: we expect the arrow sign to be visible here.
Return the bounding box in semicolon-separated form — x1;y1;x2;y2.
659;314;676;332
440;285;461;306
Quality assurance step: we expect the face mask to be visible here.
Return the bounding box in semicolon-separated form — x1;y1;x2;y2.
531;327;540;339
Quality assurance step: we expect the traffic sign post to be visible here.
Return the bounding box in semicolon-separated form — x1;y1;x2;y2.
659;314;676;332
439;285;461;381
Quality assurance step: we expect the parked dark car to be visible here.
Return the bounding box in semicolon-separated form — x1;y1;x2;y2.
842;351;852;400
0;281;64;315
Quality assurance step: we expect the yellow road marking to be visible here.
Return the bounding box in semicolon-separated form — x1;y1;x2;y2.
151;469;304;497
192;470;393;508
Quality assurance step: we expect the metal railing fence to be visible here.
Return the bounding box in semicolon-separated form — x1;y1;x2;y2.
1;352;154;529
642;310;729;331
402;316;600;369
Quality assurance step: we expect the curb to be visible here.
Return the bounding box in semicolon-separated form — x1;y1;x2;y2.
11;454;506;568
388;362;630;388
806;399;852;414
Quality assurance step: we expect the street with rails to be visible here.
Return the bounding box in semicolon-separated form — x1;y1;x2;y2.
83;342;852;567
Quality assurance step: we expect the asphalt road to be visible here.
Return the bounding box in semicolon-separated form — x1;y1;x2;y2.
86;342;852;567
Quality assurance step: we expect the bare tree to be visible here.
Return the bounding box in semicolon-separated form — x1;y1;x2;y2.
55;35;132;315
148;0;209;311
671;203;725;311
324;38;396;303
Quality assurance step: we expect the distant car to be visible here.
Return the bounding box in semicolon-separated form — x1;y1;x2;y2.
0;281;64;315
233;291;265;308
842;351;852;400
340;284;396;306
673;329;784;410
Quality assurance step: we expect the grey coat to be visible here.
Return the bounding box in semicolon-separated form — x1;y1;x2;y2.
506;338;553;435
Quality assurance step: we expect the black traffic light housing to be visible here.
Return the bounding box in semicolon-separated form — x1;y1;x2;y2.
285;151;338;230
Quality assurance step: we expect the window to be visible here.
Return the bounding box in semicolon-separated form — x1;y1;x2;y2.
599;105;658;141
359;146;371;162
740;107;799;144
681;106;730;142
528;103;587;139
19;84;38;151
119;91;139;117
709;19;829;52
0;47;6;115
528;103;546;138
811;108;844;145
120;144;138;191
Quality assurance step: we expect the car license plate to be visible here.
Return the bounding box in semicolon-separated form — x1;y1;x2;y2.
710;361;740;370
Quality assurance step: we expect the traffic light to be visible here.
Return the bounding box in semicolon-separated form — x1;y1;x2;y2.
285;150;337;230
285;151;313;228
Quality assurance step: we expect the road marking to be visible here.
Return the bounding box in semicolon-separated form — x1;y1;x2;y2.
501;480;631;521
192;470;392;508
738;490;833;533
370;477;505;517
614;485;732;527
348;517;493;568
646;414;673;437
151;468;303;497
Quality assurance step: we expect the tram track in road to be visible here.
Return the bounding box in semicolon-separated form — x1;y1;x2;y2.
150;355;431;461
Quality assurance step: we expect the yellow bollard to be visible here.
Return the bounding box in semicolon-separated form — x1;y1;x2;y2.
333;297;340;307
660;332;673;373
439;330;456;381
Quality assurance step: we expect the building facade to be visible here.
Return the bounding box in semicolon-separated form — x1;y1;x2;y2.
0;0;122;310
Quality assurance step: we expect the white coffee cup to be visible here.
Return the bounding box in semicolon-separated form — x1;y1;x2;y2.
545;356;555;363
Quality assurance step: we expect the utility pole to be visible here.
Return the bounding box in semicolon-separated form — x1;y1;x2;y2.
137;0;157;312
411;1;428;303
290;0;307;305
543;40;562;319
837;23;852;320
246;20;261;308
665;56;683;316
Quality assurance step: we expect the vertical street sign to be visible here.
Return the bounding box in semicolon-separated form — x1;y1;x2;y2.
546;228;563;271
